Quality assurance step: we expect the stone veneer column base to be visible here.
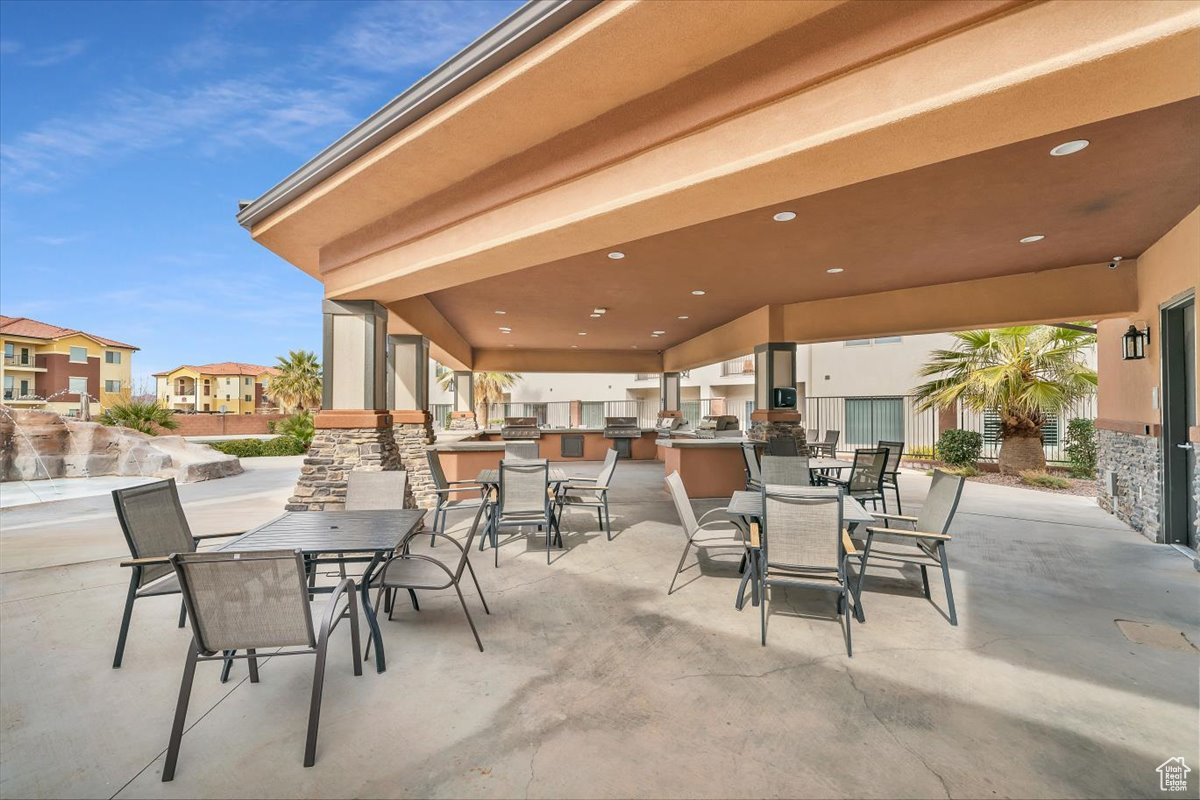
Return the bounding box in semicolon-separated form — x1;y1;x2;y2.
393;411;437;509
747;413;809;456
1096;428;1162;542
287;422;401;511
448;411;477;430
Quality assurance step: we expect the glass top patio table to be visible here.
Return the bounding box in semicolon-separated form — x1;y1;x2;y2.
808;456;853;471
220;509;425;674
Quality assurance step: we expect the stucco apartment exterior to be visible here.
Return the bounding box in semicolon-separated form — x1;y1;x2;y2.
153;362;278;414
0;315;137;415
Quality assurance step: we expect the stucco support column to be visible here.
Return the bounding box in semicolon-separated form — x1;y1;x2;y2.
388;334;434;509
448;370;477;429
749;342;806;452
287;300;400;511
659;371;683;424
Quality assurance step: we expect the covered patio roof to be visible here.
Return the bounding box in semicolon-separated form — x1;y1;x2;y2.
239;0;1200;372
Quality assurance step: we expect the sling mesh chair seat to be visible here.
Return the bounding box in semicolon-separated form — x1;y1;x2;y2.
427;449;488;549
757;484;856;654
857;469;965;626
556;448;619;539
760;455;811;486
161;549;362;781
112;479;244;668
825;447;888;511
765;436;799;457
344;469;419;616
664;471;751;599
741;442;763;491
370;502;491;652
487;459;561;566
812;429;840;458
504;441;541;460
877;439;905;513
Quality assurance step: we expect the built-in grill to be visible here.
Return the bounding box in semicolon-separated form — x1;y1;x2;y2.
655;412;689;438
694;414;741;439
603;416;641;458
500;417;542;439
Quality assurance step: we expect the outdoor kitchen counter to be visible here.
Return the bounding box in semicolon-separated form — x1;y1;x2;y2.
431;429;659;483
657;437;750;498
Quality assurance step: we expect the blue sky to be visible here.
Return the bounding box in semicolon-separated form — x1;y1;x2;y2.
0;0;520;390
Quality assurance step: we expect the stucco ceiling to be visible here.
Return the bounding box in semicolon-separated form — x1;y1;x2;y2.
426;97;1200;352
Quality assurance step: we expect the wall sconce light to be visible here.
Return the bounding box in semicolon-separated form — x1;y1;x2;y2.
1121;324;1149;360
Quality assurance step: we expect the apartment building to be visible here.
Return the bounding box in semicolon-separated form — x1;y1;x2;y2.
0;315;137;416
154;363;277;414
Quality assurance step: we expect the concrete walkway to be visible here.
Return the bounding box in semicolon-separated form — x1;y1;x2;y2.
0;461;1196;799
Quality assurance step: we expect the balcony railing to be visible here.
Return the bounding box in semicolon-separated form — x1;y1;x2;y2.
633;373;657;381
720;357;755;376
3;355;37;367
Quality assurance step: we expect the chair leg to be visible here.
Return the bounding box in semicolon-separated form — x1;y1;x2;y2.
246;648;260;683
112;573;138;668
304;639;329;768
667;539;693;595
938;543;958;626
161;644;199;782
347;589;363;677
759;578;767;646
920;565;931;598
843;586;853;657
454;583;484;652
408;589;420;611
603;496;612;541
177;599;187;629
892;483;903;514
465;558;490;614
220;651;235;683
430;507;441;547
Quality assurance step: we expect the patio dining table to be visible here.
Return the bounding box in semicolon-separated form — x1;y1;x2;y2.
219;509;425;674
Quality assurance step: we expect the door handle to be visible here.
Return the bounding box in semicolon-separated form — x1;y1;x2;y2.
1178;443;1194;450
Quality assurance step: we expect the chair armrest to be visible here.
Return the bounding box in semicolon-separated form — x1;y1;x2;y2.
564;480;607;491
435;485;485;495
869;512;917;523
447;479;482;486
841;530;858;555
696;507;732;524
748;522;761;549
192;531;244;540
121;556;171;567
864;526;950;541
379;553;455;587
319;578;358;641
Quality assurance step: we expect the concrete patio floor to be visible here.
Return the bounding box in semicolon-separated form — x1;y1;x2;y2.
1;458;1197;799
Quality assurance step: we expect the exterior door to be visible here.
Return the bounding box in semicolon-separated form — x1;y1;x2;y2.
1161;294;1196;549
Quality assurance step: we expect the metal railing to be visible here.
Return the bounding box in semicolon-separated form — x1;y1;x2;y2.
719;357;754;376
3;355;35;367
633;373;657;381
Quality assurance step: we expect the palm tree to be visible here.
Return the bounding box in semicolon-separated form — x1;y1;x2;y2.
98;399;179;435
913;325;1097;474
436;369;520;425
270;350;322;413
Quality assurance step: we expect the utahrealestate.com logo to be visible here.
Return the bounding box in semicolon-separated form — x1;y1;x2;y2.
1156;758;1190;792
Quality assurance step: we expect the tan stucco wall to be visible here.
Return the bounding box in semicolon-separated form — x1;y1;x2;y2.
1097;205;1200;429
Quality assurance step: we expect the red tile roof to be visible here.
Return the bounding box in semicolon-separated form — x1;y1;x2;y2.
152;362;279;377
0;315;139;350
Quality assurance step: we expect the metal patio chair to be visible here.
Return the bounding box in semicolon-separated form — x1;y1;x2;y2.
877;439;905;513
757;485;854;654
664;471;750;596
858;469;965;625
741;442;762;491
825;447;889;511
487;459;561;566
503;441;540;460
556;448;619;539
766;435;799;456
369;502;490;652
427;449;487;549
112;479;243;669
760;455;811;486
161;549;361;781
813;429;840;458
806;428;819;447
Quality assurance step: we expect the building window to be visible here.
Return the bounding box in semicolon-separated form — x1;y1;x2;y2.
873;336;902;344
2;375;13;400
69;346;87;363
225;394;231;401
844;339;871;347
245;377;251;386
244;394;252;403
105;351;121;364
105;380;122;393
68;376;88;396
845;397;904;447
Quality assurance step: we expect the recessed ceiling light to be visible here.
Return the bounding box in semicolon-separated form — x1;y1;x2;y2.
578;332;587;336
506;344;514;348
631;345;638;349
571;345;579;349
652;330;665;335
773;211;797;222
607;251;625;260
677;315;689;320
1050;139;1089;157
494;310;506;315
691;290;705;296
593;308;607;314
826;267;844;274
499;326;511;331
589;313;602;318
1019;234;1045;243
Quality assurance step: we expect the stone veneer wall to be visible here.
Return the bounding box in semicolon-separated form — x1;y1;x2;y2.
747;420;809;456
448;416;477;430
394;420;437;509
287;426;402;511
1096;429;1161;542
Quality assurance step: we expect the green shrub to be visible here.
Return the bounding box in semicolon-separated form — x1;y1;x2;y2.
936;429;983;467
273;412;315;447
1063;418;1097;478
908;445;935;460
99;399;178;435
1019;470;1072;489
207;436;309;458
263;436;309;456
925;464;982;478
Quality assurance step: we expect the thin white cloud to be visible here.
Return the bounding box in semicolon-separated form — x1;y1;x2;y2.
333;0;518;73
30;234;81;246
23;39;88;67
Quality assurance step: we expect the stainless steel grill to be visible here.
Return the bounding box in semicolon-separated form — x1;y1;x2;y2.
694;414;741;439
500;417;541;439
655;412;688;437
602;416;641;439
